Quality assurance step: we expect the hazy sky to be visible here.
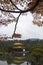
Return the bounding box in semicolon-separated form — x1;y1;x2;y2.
0;12;43;40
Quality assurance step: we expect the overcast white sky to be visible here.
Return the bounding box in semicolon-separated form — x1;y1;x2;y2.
0;12;43;40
